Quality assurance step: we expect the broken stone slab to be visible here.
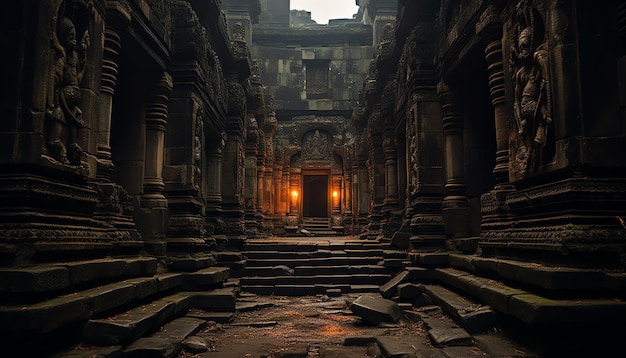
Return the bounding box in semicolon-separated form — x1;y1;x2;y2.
190;288;236;312
473;332;541;357
379;270;410;299
349;294;401;324
236;301;275;311
181;336;210;353
185;310;234;323
421;284;496;333
375;335;430;358
397;283;423;299
123;317;206;357
414;293;434;307
421;314;473;347
83;299;177;345
427;326;473;347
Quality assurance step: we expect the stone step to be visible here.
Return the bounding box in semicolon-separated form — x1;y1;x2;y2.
240;274;391;286
0;276;159;334
420;283;497;334
122;316;207;357
0;267;231;335
433;267;626;325
241;284;381;296
0;256;158;297
243;250;334;259
244;256;382;268
293;265;393;276
82;288;236;346
448;253;622;292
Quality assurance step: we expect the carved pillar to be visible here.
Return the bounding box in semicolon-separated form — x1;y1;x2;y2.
244;119;260;237
366;106;385;234
383;134;399;210
342;161;353;234
477;7;515;231
140;72;172;255
273;166;285;234
221;78;246;241
438;82;470;238
206;132;226;234
97;2;130;180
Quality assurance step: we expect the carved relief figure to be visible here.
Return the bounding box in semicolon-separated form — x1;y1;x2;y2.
46;6;90;165
302;130;332;160
510;0;553;173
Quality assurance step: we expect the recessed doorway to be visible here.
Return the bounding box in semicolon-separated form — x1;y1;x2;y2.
303;175;328;217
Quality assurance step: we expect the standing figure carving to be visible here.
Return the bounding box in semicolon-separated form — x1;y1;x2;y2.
46;5;90;166
510;0;553;173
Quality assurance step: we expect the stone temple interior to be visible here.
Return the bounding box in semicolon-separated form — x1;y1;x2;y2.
1;0;626;356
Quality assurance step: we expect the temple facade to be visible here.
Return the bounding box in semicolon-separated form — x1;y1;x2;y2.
1;0;626;354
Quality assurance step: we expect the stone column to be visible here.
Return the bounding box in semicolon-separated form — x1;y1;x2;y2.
438;82;469;238
139;72;172;255
97;3;130;180
382;134;399;210
244;126;260;237
366;107;385;234
477;8;515;231
206;132;226;234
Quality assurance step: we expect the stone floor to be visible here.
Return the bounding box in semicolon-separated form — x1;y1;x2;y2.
180;293;538;358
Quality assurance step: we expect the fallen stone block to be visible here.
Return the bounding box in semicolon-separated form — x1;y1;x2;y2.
379;270;410;298
349;294;401;324
375;335;430;358
397;283;423;299
427;326;473;347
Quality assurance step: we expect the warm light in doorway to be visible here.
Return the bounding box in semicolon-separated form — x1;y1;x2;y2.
332;190;338;198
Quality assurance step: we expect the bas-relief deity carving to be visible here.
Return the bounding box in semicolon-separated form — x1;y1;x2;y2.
509;0;554;176
45;2;91;167
302;130;332;161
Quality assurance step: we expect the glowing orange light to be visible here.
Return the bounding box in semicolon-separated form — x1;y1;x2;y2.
332;190;338;198
291;190;299;198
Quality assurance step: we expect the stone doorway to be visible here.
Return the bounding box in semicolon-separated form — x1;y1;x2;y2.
302;174;328;218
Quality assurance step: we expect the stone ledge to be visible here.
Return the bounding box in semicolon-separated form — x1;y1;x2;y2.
0;256;158;296
447;253;616;292
0;276;159;333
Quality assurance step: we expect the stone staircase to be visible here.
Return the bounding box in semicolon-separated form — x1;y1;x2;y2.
301;217;342;236
0;256;237;357
377;251;626;355
238;237;409;296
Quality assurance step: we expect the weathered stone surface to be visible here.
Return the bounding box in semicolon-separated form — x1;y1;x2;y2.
397;283;423;299
414;293;434;307
427;326;473;347
343;335;378;346
0;266;70;293
474;332;540;357
276;343;309;358
379;270;410;298
236;301;275;311
60;259;126;286
390;232;411;249
83;300;176;345
123;338;179;358
53;345;122;357
191;288;236;312
421;284;496;333
184;267;230;287
319;346;369;357
349;294;401;324
508;294;626;324
375;335;430;358
181;335;209;353
232;320;278;327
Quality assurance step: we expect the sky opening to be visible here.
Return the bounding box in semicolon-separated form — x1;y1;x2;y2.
290;0;359;25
